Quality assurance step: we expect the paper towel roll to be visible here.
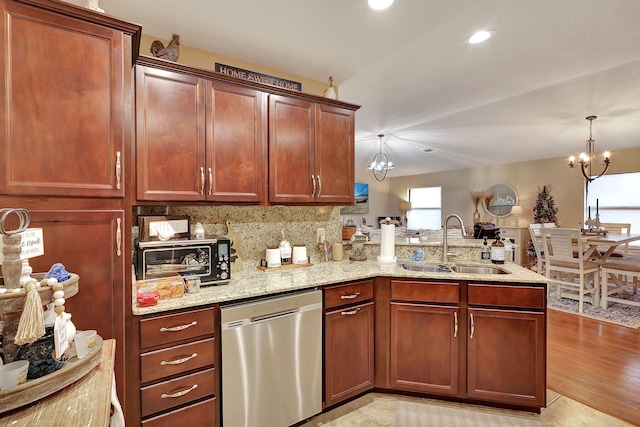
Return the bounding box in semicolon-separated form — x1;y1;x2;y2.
378;222;396;263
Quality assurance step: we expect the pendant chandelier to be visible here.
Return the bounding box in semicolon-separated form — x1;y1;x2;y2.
568;116;610;182
367;134;395;182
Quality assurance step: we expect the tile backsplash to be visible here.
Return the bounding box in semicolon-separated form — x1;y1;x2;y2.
135;205;343;266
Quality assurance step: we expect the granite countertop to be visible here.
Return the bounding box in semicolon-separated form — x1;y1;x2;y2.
133;258;548;316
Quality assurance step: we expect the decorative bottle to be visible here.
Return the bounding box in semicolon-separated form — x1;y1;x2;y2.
503;238;513;264
481;237;490;263
490;232;505;264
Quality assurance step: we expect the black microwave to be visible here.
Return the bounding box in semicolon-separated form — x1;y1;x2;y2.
136;237;231;285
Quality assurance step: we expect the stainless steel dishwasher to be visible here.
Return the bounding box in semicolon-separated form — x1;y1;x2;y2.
221;289;322;427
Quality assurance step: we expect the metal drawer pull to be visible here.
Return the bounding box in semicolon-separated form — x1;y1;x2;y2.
340;292;360;300
317;175;322;197
311;175;316;197
161;384;198;399
470;313;475;339
115;151;121;190
160;321;198;332
208;167;213;195
116;217;122;257
161;353;198;366
454;311;458;338
341;308;360;316
200;167;205;194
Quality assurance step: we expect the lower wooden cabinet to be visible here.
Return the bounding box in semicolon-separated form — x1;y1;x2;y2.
323;280;374;407
137;306;219;426
390;303;459;395
382;279;546;410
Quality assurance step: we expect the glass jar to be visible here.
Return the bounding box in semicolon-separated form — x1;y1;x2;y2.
15;325;63;379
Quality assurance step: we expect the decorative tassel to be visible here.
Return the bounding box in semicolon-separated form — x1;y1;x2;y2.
14;280;45;346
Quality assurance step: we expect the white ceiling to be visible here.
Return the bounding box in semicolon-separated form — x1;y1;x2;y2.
71;0;640;177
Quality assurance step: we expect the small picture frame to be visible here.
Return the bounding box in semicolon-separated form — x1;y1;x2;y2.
139;216;190;241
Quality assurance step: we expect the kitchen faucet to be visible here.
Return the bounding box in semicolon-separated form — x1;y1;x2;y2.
442;214;467;263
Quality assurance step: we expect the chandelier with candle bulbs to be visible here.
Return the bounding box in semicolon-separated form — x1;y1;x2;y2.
568;116;610;182
368;134;395;182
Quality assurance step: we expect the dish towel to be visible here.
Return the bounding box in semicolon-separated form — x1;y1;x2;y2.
110;375;125;427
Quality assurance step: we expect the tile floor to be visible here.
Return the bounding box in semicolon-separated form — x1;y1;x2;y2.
301;391;633;427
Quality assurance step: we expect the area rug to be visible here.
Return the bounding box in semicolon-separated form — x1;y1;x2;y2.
395;401;546;427
547;288;640;329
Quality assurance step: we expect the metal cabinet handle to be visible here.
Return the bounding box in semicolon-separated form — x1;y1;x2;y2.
115;151;121;190
311;175;316;197
116;217;122;257
317;175;322;197
454;311;458;338
341;307;361;316
161;353;198;366
340;292;360;300
208;167;213;195
469;313;475;339
200;167;205;195
160;321;197;332
161;384;198;399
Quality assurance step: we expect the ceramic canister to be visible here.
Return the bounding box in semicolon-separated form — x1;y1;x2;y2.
265;247;281;268
292;244;307;264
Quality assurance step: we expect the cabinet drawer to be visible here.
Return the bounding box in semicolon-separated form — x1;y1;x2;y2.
141;307;216;349
141;338;216;384
142;397;217;427
324;280;373;309
391;280;459;304
468;284;545;309
141;368;216;417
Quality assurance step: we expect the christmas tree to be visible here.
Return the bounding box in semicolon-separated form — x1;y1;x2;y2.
527;184;559;262
533;184;559;225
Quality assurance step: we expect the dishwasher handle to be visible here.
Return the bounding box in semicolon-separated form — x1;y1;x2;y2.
251;309;298;323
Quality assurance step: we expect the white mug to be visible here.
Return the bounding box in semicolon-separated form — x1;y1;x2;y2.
292;245;307;264
0;360;29;390
265;248;281;268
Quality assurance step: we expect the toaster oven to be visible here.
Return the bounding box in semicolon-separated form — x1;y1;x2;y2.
137;237;231;285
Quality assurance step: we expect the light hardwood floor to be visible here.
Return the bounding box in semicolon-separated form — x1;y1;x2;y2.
547;309;640;426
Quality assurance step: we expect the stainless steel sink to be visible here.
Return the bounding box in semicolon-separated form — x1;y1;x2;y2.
398;261;510;275
398;262;454;273
452;265;510;275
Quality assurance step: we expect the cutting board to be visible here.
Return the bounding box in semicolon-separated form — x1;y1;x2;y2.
226;220;243;273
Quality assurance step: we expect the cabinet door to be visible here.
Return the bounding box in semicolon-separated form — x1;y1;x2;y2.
268;95;315;203
390;303;459;395
136;66;206;201
0;2;128;197
467;308;545;407
207;81;265;202
315;104;354;204
24;210;126;397
324;302;374;407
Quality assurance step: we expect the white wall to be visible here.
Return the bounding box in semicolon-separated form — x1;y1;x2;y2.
370;147;640;229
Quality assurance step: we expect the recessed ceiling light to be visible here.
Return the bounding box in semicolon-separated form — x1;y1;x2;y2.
368;0;394;10
467;30;495;44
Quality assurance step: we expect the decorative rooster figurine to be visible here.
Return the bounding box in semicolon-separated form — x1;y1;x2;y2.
150;34;180;62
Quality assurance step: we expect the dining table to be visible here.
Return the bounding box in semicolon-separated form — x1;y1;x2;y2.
582;232;640;309
582;232;640;260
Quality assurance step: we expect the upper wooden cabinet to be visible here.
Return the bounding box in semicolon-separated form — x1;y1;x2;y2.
269;95;354;204
0;0;140;197
136;63;265;202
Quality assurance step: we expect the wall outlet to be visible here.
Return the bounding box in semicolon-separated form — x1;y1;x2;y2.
317;228;326;243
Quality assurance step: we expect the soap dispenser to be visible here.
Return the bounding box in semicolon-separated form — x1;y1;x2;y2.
481;237;490;262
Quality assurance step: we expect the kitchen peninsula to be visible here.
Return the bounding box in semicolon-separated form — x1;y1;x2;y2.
132;256;548;425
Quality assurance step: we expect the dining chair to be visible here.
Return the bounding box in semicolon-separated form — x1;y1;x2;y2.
528;223;556;274
600;254;640;309
541;227;600;313
598;222;632;257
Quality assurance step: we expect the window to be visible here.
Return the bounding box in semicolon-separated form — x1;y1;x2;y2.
408;187;441;230
586;172;640;247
